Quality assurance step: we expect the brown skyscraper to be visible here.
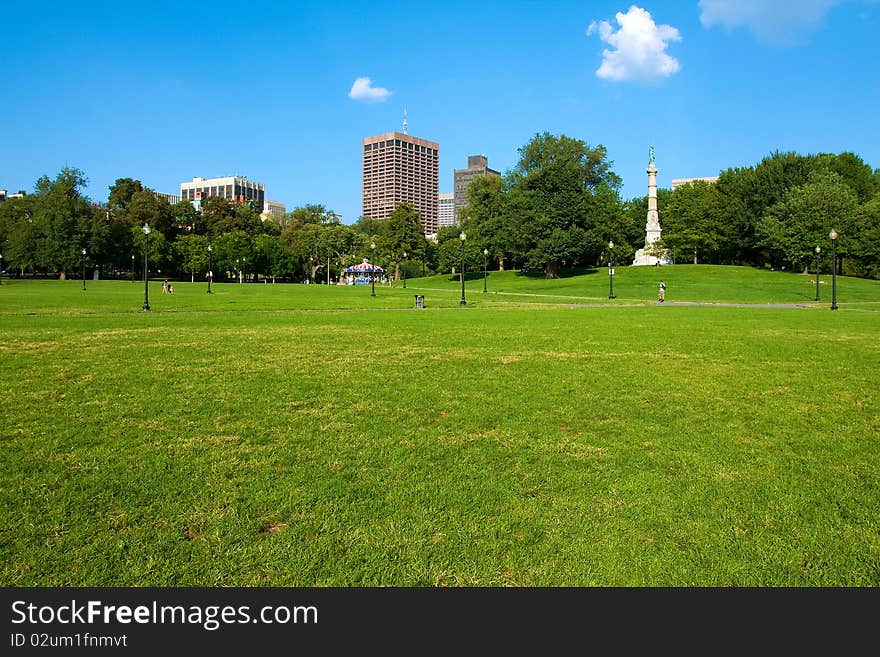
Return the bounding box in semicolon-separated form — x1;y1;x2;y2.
362;131;439;235
453;155;500;224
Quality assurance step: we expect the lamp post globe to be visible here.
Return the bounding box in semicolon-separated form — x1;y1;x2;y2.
608;240;615;300
483;248;488;293
207;244;213;294
814;245;821;301
459;232;466;305
370;242;376;297
402;251;407;289
142;223;151;311
829;230;838;310
81;248;87;291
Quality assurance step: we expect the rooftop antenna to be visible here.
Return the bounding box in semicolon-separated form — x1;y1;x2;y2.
402;105;408;134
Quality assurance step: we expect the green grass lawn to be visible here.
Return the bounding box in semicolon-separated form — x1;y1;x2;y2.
1;267;878;586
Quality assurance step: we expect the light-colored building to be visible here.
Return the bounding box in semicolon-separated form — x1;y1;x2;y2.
153;191;180;205
671;176;719;190
0;190;24;202
261;199;287;222
453;155;500;224
438;192;455;227
180;176;265;208
362;131;439;235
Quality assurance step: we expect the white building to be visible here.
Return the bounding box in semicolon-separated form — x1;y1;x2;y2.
153;191;180;205
671;176;719;190
261;199;286;222
180;176;265;207
0;190;24;202
438;192;455;227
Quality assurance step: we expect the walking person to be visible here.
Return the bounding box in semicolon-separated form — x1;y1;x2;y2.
658;280;666;303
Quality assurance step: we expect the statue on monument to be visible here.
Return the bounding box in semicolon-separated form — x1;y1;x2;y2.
649;145;655;165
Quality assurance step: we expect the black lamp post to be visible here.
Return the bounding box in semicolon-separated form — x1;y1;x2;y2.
459;231;467;305
483;248;488;293
370;242;376;297
0;253;3;285
242;256;247;283
142;223;151;311
402;251;407;289
608;240;615;300
830;229;838;310
131;253;135;282
814;245;821;301
207;244;213;294
81;248;87;291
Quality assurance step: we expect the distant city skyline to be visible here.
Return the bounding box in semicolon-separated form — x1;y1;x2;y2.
1;1;878;225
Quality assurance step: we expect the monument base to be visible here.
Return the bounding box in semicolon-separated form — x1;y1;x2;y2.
632;248;671;266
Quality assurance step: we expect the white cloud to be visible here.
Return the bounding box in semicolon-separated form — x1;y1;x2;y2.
698;0;845;43
586;6;682;83
348;77;391;102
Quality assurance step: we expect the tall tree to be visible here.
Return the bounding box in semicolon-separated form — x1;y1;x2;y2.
282;222;324;282
458;174;509;270
0;195;39;275
757;170;859;272
288;204;331;226
172;199;199;234
320;224;363;282
381;203;427;281
661;180;728;264
848;192;880;278
30;168;103;279
107;178;144;217
211;230;254;282
173;233;210;282
253;233;293;283
127;190;175;236
504;132;622;277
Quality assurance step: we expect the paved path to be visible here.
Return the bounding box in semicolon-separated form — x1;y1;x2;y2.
654;301;809;308
564;301;811;309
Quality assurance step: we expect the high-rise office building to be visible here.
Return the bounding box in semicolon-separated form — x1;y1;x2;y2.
453;155;500;224
438;192;455;227
180;176;265;208
362;129;439;235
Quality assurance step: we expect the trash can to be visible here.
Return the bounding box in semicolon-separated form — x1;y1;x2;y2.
414;294;425;309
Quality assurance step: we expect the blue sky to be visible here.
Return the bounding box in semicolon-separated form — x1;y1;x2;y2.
2;0;878;224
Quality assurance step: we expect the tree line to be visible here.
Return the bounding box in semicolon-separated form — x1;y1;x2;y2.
2;135;878;283
454;133;880;279
0;172;429;283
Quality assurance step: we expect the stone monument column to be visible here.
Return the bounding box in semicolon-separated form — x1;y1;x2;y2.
633;145;669;266
646;160;661;241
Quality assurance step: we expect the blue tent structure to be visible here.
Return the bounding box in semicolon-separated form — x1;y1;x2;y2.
343;258;384;274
